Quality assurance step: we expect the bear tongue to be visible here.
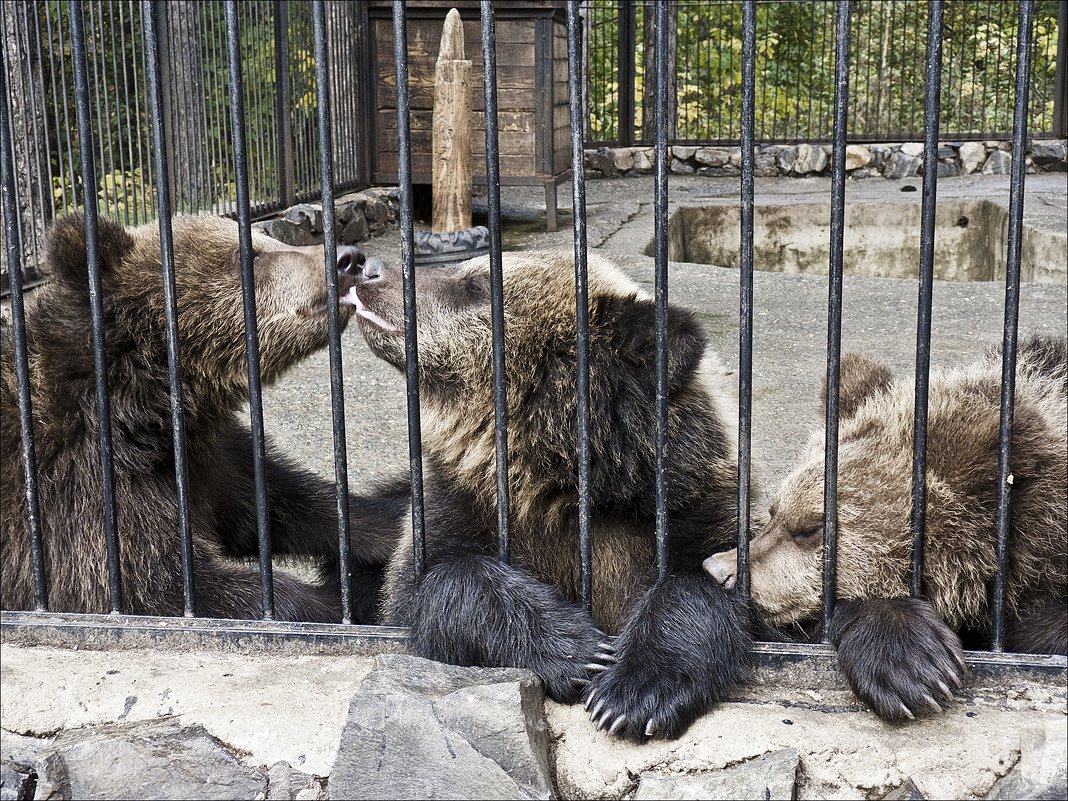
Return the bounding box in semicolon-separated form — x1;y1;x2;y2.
339;286;399;333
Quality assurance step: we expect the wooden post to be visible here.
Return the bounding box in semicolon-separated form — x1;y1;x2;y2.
432;8;472;233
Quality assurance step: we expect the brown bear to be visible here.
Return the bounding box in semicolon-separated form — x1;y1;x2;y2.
1;213;400;621
704;336;1067;721
344;249;752;741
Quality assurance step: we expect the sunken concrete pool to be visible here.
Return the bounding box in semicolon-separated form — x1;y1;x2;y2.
649;199;1068;283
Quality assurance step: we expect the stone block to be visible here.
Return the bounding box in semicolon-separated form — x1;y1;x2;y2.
51;721;266;800
329;655;553;801
585;148;617;177
671;145;697;161
633;148;655;171
936;161;962;178
727;146;744;167
845;144;872;170
794;143;828;174
775;147;797;172
283;203;323;234
255;219;321;247
982;150;1012;175
265;762;324;801
901;142;924;157
987;725;1068;801
936;145;957;159
339;214;369;245
694;147;730;167
634;749;800;801
669;158;695;174
610;147;635;173
958;141;986;174
1031;139;1067;168
883;151;921;179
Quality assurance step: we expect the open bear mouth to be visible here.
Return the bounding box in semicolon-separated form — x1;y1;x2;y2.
339;286;399;333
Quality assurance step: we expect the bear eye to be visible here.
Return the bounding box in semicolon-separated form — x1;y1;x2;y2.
463;276;488;299
793;525;822;541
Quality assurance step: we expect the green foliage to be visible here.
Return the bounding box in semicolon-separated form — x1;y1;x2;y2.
586;0;1061;144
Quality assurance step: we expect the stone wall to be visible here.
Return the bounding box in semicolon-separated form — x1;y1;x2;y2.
585;139;1068;181
252;187;401;247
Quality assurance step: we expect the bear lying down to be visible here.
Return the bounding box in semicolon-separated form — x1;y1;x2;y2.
705;336;1067;721
345;249;753;741
1;214;402;622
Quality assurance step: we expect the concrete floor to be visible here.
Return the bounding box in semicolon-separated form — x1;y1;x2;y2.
262;172;1067;501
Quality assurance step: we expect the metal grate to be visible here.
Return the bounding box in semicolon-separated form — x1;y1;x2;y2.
0;0;367;296
0;0;1061;678
585;0;1064;147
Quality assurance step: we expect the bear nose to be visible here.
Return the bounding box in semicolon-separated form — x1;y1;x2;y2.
336;246;366;276
358;256;384;283
702;553;736;590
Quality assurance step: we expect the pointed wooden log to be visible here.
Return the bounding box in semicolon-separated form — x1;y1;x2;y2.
432;8;472;233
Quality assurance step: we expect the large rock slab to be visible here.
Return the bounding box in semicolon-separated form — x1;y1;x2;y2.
987;724;1068;800
634;749;800;800
549;698;1067;801
330;655;553;801
0;730;66;801
50;720;266;801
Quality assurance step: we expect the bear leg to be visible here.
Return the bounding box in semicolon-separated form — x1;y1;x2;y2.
830;597;967;722
583;573;752;741
1006;603;1068;655
393;553;606;703
192;560;342;623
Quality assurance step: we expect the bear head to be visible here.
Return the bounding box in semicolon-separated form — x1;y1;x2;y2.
704;347;1068;630
37;213;355;405
347;250;731;520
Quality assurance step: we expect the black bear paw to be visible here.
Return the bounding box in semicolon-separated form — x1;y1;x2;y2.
536;628;611;705
580;640;699;741
832;597;967;723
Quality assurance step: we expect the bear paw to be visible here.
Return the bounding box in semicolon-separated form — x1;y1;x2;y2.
580;640;704;742
535;630;612;705
832;597;967;723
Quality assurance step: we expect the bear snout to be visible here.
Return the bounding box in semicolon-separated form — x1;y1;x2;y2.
702;552;737;590
336;245;366;275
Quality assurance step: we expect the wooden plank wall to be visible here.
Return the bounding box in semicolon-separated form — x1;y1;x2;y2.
374;14;568;180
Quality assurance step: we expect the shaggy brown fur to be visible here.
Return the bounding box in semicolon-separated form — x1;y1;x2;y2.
704;337;1067;719
1;214;397;620
348;250;751;741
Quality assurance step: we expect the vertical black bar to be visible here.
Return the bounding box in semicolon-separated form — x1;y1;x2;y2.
480;0;512;564
143;0;195;617
616;0;635;146
909;0;944;599
224;0;275;619
69;0;123;613
653;0;669;579
820;0;851;642
312;0;353;624
391;1;426;578
566;0;592;612
0;24;48;611
736;0;756;600
991;0;1034;653
275;0;295;207
1054;0;1067;137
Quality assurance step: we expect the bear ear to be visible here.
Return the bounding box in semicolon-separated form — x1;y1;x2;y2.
44;213;133;286
824;352;893;420
608;295;708;390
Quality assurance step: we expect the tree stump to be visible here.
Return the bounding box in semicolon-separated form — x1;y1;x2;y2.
432;8;472;234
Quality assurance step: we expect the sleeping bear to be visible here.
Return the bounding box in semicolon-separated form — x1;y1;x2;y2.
0;214;399;621
704;336;1067;722
346;249;751;740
